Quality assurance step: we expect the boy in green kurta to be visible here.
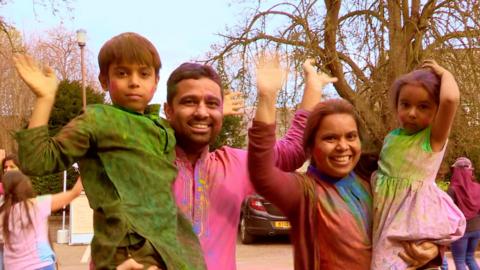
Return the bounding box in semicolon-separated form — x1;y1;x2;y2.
12;32;205;270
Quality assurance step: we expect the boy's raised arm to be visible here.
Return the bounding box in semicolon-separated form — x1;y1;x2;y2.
13;54;91;175
13;54;58;128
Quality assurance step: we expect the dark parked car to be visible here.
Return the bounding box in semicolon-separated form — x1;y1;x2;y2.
239;194;291;244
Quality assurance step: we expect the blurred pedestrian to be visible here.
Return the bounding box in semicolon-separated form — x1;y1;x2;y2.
1;170;82;270
0;154;21;270
448;157;480;270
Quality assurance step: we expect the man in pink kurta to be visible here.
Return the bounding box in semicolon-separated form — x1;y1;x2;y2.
165;62;310;270
172;111;308;269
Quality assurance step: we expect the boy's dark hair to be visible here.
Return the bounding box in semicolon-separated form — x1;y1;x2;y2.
98;32;161;82
166;62;223;104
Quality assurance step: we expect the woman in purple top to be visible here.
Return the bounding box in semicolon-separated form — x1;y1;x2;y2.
247;55;443;270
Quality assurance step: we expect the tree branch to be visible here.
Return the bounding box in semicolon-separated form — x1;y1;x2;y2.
339;10;388;27
426;29;480;50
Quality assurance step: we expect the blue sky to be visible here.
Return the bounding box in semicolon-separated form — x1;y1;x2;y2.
3;0;249;104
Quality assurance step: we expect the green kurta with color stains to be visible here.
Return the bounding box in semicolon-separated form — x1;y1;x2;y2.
15;104;205;270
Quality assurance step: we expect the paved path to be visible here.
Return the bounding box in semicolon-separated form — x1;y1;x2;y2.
49;216;479;269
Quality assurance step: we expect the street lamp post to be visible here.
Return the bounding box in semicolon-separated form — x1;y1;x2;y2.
76;29;87;111
56;30;87;245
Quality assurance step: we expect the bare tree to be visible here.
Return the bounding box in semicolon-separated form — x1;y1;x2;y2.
1;0;76;154
0;26;101;153
28;26;100;89
0;26;34;154
207;0;480;165
1;0;73;51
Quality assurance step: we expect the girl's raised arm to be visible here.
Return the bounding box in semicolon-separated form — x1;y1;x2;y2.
51;177;83;212
422;60;460;152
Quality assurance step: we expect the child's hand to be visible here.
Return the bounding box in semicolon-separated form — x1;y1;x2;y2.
223;91;245;116
116;258;144;270
72;177;84;195
399;241;439;270
13;54;58;100
298;59;338;111
255;53;287;99
421;59;449;77
303;59;338;93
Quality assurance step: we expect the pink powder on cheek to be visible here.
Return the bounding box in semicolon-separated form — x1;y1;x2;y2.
109;81;117;92
205;94;222;110
219;100;224;112
312;147;324;164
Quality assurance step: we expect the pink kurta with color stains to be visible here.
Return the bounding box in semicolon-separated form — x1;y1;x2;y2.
173;110;309;270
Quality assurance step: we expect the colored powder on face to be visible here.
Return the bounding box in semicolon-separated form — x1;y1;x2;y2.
109;81;117;92
312;147;324;165
205;95;222;109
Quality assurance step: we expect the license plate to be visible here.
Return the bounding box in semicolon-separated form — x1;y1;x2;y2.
273;221;291;229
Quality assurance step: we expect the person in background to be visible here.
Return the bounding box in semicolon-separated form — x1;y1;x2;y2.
0;153;21;270
1;154;20;175
448;157;480;270
1;170;82;270
1;154;20;194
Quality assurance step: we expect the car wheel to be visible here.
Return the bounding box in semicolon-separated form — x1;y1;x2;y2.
240;215;255;244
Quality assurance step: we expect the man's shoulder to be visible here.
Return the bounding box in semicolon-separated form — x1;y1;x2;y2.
156;116;172;128
208;146;252;191
209;146;248;163
212;145;246;155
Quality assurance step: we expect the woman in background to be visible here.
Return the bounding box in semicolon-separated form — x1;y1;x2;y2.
1;170;82;270
0;154;21;270
448;157;480;270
